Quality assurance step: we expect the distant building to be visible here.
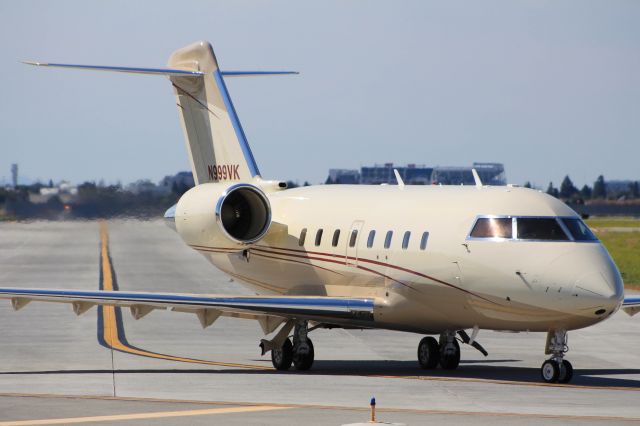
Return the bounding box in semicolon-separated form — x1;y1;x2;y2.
431;163;505;186
605;180;639;198
360;163;433;185
160;171;195;193
326;162;505;186
127;179;169;195
327;169;360;184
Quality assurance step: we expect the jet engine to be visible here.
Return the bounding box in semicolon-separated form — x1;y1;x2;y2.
175;182;272;250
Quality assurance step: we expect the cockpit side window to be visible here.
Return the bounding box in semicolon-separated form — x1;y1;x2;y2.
516;218;568;241
561;218;598;241
470;218;512;239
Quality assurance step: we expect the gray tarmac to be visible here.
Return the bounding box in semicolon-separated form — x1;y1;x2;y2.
0;220;639;425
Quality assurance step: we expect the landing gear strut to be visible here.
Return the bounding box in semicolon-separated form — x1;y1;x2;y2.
292;321;315;370
439;331;461;370
269;320;315;371
417;332;461;370
541;329;573;384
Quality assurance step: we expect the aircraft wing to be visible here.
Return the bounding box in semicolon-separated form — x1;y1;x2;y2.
0;288;375;331
622;294;640;317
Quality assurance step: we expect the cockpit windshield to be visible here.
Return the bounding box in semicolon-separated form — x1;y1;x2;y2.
517;218;568;241
560;218;598;241
470;218;512;239
468;216;599;242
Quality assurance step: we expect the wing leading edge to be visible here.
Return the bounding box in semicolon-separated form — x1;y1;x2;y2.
622;294;640;317
0;288;375;328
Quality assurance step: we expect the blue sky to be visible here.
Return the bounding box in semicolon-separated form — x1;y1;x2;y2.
1;1;638;188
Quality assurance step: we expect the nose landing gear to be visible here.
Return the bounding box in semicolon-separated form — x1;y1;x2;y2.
541;329;573;383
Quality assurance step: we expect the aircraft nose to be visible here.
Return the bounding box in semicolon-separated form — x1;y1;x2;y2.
573;245;624;315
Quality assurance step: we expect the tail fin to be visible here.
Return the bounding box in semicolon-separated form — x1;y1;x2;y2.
24;41;297;185
168;41;259;184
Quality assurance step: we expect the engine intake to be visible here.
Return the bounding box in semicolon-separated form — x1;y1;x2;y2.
216;184;271;244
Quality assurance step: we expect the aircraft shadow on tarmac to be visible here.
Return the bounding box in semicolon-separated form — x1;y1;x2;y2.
3;361;640;389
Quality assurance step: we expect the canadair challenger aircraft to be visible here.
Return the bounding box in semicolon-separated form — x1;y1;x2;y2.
2;41;639;384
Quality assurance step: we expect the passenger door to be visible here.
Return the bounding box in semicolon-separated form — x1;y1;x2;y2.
345;220;364;267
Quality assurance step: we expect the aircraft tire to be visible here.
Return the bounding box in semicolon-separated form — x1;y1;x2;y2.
439;339;460;370
293;338;315;371
271;338;293;370
417;336;439;369
558;360;573;383
541;359;560;383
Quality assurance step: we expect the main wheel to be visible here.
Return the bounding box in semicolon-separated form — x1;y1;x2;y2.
271;338;293;371
417;336;439;369
439;338;460;370
541;359;560;383
558;360;573;383
293;338;315;371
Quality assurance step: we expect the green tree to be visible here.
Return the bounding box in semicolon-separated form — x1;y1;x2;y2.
559;175;578;199
628;181;639;199
546;182;559;198
592;175;606;199
523;181;532;188
580;184;592;199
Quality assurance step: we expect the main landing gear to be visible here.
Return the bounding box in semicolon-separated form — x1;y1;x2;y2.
417;331;461;370
270;320;315;371
541;329;573;384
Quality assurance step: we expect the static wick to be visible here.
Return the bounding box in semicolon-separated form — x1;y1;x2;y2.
370;397;376;423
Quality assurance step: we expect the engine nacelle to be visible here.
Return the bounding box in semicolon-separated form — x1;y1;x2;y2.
175;182;272;250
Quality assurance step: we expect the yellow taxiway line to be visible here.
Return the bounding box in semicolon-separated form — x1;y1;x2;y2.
97;221;270;371
0;405;289;426
1;393;640;423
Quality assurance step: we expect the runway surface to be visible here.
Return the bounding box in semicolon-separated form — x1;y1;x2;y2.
0;220;639;425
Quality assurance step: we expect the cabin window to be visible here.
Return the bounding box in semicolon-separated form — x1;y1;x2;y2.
332;229;341;247
384;231;393;249
367;230;376;248
470;218;512;239
315;229;324;246
298;228;307;246
402;231;411;249
560;218;598;242
349;229;358;247
516;218;568;241
420;231;429;250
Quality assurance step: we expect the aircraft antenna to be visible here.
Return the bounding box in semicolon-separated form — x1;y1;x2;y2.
472;168;483;188
393;169;405;190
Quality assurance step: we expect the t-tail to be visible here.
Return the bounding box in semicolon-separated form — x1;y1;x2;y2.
24;40;297;185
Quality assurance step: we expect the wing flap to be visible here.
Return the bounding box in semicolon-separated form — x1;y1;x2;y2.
0;288;375;326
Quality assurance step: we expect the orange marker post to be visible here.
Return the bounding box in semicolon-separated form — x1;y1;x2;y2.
370;397;376;423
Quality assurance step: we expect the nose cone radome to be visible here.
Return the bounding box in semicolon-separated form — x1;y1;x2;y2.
573;244;624;317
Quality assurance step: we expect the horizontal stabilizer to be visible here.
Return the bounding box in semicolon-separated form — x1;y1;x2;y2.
22;62;204;76
22;62;298;78
220;71;299;77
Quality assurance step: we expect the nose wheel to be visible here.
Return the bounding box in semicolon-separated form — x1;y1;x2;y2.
541;330;574;383
541;358;573;383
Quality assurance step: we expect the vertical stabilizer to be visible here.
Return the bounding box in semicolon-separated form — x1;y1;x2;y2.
168;41;260;184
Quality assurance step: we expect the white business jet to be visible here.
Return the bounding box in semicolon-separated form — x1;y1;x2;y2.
2;41;638;383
